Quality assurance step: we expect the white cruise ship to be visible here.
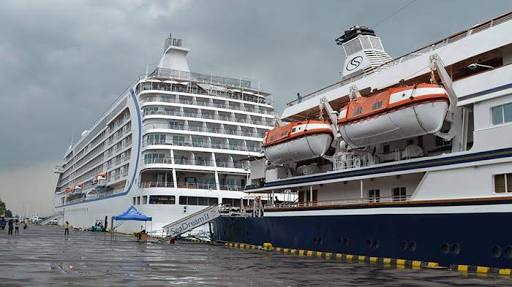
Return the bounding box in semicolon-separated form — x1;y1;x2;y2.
53;35;274;234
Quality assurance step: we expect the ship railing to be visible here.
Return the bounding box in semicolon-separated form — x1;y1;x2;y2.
142;140;260;152
143;110;273;126
286;11;512;107
149;67;253;89
136;80;272;106
219;184;244;191
268;195;412;210
176;182;217;190
140;181;174;188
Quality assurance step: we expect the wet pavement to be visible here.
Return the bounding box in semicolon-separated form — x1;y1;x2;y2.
0;225;511;286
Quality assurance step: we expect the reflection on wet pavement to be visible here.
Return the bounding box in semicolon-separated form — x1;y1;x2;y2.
0;225;510;286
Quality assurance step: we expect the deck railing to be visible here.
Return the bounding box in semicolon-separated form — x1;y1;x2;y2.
267;195;412;210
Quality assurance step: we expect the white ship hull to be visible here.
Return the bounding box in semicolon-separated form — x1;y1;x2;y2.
56;187;245;235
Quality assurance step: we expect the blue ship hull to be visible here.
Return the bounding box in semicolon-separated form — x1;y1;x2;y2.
212;212;512;268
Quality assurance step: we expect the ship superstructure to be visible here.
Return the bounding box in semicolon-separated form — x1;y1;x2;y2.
53;35;274;233
212;12;512;269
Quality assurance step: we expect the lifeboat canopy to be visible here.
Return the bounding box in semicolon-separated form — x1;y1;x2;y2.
263;120;333;165
338;83;449;148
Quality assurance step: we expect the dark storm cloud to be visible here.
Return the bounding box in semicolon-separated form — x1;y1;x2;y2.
1;0;511;170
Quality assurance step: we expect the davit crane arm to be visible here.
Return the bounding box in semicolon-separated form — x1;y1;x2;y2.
429;54;466;152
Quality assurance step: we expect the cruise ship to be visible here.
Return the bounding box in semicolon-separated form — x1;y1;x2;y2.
212;12;512;269
53;35;274;234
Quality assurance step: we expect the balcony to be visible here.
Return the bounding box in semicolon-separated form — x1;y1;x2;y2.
140;181;174;188
143;109;272;127
176;182;217;190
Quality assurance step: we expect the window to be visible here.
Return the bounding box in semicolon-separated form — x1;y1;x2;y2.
372;101;383;110
368;189;380;203
136;197;140;205
222;198;241;207
491;103;512;125
149;195;175;204
132;197;136;205
392;187;407;201
179;196;218;206
353;106;363;116
494;173;512;193
383;145;390;154
142;196;148;204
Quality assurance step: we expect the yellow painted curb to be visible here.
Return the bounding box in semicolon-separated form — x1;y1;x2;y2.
306;250;314;257
383;258;391;265
346;255;353;261
499;269;512;276
476;266;490;274
412;260;422;268
369;257;378;264
457;265;469;272
335;253;343;260
298;250;305;256
396;259;406;266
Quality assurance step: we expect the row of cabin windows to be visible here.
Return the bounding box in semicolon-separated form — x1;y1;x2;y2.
368;187;407;203
494;173;512;193
491;102;512;125
298;187;407;203
132;196;246;206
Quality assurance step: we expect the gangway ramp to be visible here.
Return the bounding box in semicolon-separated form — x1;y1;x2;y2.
40;212;63;226
163;205;221;238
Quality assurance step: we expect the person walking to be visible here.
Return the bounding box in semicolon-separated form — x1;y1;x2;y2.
64;221;70;239
14;220;19;235
7;219;13;235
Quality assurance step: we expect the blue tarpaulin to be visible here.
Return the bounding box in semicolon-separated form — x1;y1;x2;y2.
112;206;152;221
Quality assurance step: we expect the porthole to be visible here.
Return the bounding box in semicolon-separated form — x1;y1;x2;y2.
492;245;502;258
342;237;350;246
441;243;449;254
400;241;408;251
505;246;512;259
408;241;417;252
451;243;461;255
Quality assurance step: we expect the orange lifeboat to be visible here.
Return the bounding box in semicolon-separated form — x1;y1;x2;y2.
338;83;449;148
263;120;333;164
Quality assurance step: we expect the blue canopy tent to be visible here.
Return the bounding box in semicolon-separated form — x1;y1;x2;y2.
111;206;152;240
113;206;152;221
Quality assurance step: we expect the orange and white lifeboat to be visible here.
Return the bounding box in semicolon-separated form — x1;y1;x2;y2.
338;83;449;148
263;120;333;164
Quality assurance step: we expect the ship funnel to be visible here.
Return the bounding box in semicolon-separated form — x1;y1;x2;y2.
336;26;392;78
157;34;191;72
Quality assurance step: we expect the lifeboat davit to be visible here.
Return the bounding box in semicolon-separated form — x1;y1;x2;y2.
263;120;333;164
338;83;449;148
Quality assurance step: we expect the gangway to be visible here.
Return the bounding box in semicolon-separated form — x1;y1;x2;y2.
40;212;63;226
162;205;221;238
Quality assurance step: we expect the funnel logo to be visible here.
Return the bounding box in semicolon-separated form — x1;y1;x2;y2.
346;56;363;71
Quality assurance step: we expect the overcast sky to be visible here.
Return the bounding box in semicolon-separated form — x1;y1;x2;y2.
1;0;511;216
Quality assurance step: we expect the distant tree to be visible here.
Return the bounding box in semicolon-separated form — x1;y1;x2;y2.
5;209;12;218
0;199;6;216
